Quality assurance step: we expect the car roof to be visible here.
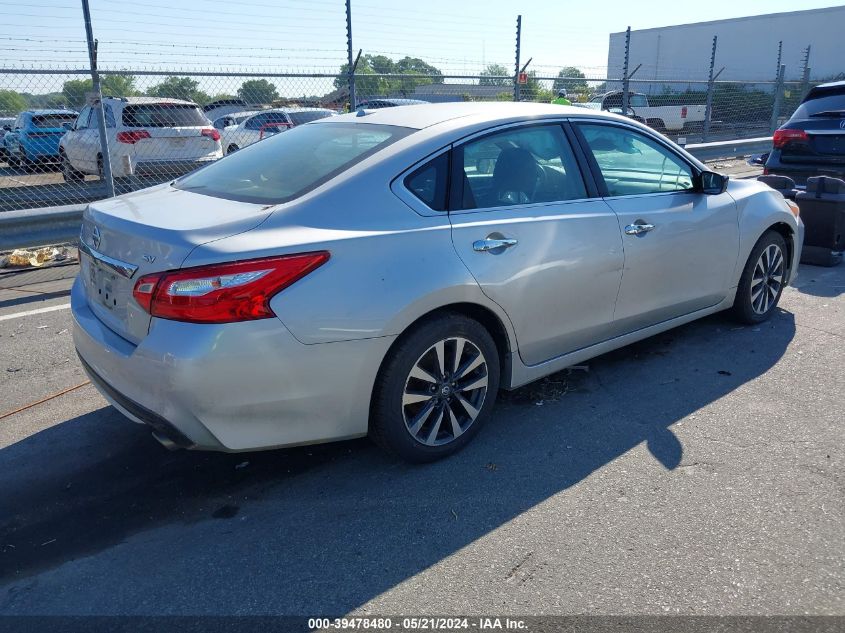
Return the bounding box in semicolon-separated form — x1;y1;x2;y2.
104;96;199;106
218;110;261;119
25;109;77;116
360;98;428;106
321;101;626;131
804;80;845;101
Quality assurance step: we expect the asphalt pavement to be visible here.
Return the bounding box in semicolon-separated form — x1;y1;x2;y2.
0;262;842;616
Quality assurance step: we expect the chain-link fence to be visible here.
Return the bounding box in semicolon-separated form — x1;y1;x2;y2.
0;66;826;214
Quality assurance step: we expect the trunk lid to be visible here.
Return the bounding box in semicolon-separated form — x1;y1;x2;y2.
80;183;273;344
131;127;219;161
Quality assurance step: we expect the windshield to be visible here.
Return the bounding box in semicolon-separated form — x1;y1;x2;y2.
32;114;76;129
793;90;845;119
122;104;208;128
288;110;334;125
174;122;413;204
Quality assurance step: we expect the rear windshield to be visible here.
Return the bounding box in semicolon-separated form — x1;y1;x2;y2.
793;89;845;119
288;110;334;126
174;122;413;204
122;104;208;128
32;114;76;129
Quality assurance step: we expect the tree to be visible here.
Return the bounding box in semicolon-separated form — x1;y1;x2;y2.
0;89;26;115
519;71;552;103
552;67;588;94
148;76;210;105
237;79;279;105
61;75;138;108
479;64;511;87
333;54;444;100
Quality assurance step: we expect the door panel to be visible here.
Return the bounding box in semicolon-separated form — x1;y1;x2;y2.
448;123;624;366
575;122;739;333
605;192;738;333
451;202;624;365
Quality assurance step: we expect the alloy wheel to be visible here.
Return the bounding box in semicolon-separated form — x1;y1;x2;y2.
402;337;488;446
750;243;784;315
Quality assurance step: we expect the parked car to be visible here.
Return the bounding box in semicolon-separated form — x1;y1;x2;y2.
72;102;802;462
356;98;429;109
59;97;222;181
0;116;15;160
4;109;78;171
203;99;261;123
211;110;259;131
764;80;845;186
220;107;336;154
581;91;706;133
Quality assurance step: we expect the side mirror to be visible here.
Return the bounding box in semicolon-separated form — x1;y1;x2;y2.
700;170;728;195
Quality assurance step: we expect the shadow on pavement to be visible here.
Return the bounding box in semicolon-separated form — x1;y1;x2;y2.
793;262;845;299
0;309;796;613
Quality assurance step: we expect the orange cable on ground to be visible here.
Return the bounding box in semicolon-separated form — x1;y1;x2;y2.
0;381;91;421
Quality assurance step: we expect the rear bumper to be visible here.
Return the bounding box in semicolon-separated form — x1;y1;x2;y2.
71;276;394;451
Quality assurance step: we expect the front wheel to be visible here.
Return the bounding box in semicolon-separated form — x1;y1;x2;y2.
60;152;83;183
370;314;500;463
226;144;239;155
732;230;788;324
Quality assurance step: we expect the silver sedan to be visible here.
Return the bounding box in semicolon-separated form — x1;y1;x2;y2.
72;103;803;462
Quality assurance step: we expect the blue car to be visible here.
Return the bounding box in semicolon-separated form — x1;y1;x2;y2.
5;109;77;171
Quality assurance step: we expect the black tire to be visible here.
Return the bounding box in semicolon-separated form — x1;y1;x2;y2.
96;155;104;180
60;151;83;183
370;313;500;463
227;144;239;154
732;230;788;324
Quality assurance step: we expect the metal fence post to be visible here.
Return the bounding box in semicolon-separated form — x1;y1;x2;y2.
513;15;521;102
621;26;631;114
80;0;114;198
703;35;717;142
345;0;355;110
800;45;812;99
770;64;785;133
769;41;783;133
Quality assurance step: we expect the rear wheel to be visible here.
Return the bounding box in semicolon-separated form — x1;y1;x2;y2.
732;230;788;324
60;151;83;183
370;313;500;463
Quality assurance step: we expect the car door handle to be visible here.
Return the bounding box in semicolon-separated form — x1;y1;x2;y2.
624;223;656;235
473;237;518;252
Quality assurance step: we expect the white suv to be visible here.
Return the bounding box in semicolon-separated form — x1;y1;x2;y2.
59;97;223;181
221;107;336;154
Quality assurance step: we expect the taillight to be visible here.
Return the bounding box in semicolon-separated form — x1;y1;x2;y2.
117;130;151;144
681;106;687;119
201;128;221;142
132;252;330;324
772;129;808;148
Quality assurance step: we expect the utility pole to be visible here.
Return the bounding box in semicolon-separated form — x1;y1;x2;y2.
513;15;522;102
80;0;114;197
346;0;355;110
621;26;631;114
800;45;812;99
703;35;718;141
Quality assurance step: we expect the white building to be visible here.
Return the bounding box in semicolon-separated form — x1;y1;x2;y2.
607;6;845;90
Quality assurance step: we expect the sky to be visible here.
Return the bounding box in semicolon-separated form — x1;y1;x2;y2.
1;0;841;95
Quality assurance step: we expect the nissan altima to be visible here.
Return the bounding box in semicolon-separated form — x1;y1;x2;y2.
72;102;803;462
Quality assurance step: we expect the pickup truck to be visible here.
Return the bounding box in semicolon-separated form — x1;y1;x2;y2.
580;91;706;133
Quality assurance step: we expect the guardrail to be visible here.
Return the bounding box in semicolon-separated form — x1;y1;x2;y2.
1;137;772;252
684;137;772;162
0;204;86;251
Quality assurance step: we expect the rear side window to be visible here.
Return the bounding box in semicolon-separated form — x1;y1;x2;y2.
122;104;208;128
32;114;76;129
288;111;334;126
457;124;586;210
404;152;449;211
175;122;413;204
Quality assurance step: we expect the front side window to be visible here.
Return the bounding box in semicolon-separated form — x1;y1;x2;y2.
75;106;92;131
457;124;586;210
175;122;413;204
577;123;694;196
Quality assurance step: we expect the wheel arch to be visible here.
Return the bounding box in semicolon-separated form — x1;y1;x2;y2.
763;221;796;282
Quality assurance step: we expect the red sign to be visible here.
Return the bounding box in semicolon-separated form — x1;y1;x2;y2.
517;72;528;85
